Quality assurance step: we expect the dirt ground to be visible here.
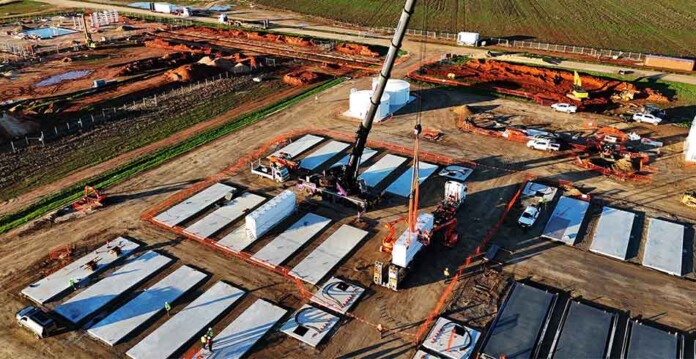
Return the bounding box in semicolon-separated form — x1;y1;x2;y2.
1;65;695;358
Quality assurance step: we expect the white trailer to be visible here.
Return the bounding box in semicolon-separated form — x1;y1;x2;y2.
457;32;480;46
153;3;172;13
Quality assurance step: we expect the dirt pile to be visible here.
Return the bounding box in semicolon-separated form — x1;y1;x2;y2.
423;59;670;106
144;38;213;54
335;43;379;57
166;62;223;82
117;52;199;76
283;70;320;86
196;26;316;47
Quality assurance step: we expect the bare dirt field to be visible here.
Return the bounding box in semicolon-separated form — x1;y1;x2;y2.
2;67;696;358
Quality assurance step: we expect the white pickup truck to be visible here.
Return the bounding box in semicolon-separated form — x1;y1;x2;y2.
527;138;561;152
16;306;57;338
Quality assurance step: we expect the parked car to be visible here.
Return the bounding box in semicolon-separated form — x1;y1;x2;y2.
551;103;577;113
644;104;666;117
527;138;561;152
518;205;540;228
618;69;634;75
632;112;663;125
16;306;57;338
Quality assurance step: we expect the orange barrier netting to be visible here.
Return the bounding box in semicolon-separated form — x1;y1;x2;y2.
413;175;532;343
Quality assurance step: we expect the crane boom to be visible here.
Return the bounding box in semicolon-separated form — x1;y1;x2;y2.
340;0;418;193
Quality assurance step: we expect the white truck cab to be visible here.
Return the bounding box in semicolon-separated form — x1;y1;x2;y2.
16;306;57;338
527;138;561;152
518;205;540;228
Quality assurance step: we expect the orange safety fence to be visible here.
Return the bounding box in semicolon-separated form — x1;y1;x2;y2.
414;175;532;343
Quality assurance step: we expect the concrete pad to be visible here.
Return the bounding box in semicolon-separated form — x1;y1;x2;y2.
332;148;378;168
22;237;139;305
216;227;250;253
423;317;480;359
413;350;439;359
358;154;408;188
87;266;208;346
290;225;369;285
153;183;235;228
310;277;365;314
126;282;245;359
184;192;265;240
438;165;473;182
541;196;590;245
522;182;557;202
642;218;685;276
54;251;172;325
195;299;287;359
300;140;349;170
386;162;439;197
626;320;680;359
551;301;617;359
271;134;323;159
280;304;339;347
590;207;636;260
481;282;556;359
252;213;331;267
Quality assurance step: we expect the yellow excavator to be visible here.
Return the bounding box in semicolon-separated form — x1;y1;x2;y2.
567;71;589;100
81;13;97;49
681;191;696;208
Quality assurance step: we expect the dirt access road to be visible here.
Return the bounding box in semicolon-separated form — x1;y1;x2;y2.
2;72;696;357
36;0;696;86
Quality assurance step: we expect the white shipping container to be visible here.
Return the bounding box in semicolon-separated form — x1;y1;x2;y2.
245;190;296;239
391;213;434;268
457;32;480;46
153;3;172;13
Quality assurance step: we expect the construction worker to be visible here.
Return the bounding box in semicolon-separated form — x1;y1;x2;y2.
200;335;208;350
444;267;451;281
164;302;171;316
206;327;214;339
207;335;214;352
377;323;384;339
69;278;77;291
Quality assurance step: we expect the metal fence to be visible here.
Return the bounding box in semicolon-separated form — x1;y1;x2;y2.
372;26;648;62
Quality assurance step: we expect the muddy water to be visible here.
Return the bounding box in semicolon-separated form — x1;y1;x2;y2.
35;70;92;87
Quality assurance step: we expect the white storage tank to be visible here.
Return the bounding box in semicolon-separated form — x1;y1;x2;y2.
371;78;410;107
349;89;390;121
245;190;296;240
457;32;480;46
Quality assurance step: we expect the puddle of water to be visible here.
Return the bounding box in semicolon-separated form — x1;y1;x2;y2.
21;27;77;39
209;5;231;11
36;70;92;87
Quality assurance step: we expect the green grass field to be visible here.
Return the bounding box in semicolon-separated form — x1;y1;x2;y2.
255;0;696;57
0;0;55;17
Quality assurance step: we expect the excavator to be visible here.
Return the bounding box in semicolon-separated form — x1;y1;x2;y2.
80;13;97;49
298;0;417;211
568;71;589;100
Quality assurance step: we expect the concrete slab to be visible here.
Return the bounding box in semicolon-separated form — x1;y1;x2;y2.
126;282;245;359
522;182;557;202
54;251;172;325
541;196;590;245
332;148;378;168
300;140;349;170
216;227;250;253
184;192;265;240
413;350;439;359
438;165;473;182
590;207;636;261
642;218;685;276
153;183;235;228
422;317;480;359
626;320;680;359
551;301;617;359
22;237;139;305
252;213;331;267
271;134;324;159
87;266;208;346
481;282;556;359
280;304;339;347
358;154;408;188
386;162;439;197
309;277;365;314
195;299;287;359
290;225;369;285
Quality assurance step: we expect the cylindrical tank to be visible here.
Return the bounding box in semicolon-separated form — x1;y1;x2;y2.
371;78;410;107
349;90;390;121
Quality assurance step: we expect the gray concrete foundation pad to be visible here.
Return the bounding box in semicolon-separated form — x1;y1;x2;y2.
153;183;235;227
126;281;245;359
626;320;679;359
310;277;365;314
332;148;378;168
87;265;208;346
542;196;590;245
590;206;636;260
290;225;369;285
358;154;408;188
642;218;685;276
271;134;323;159
252;213;331;267
551;301;616;359
423;317;480;359
386;162;439;197
54;251;172;325
184;192;265;239
22;237;139;305
300;140;349;170
196;299;287;359
280;304;339;347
